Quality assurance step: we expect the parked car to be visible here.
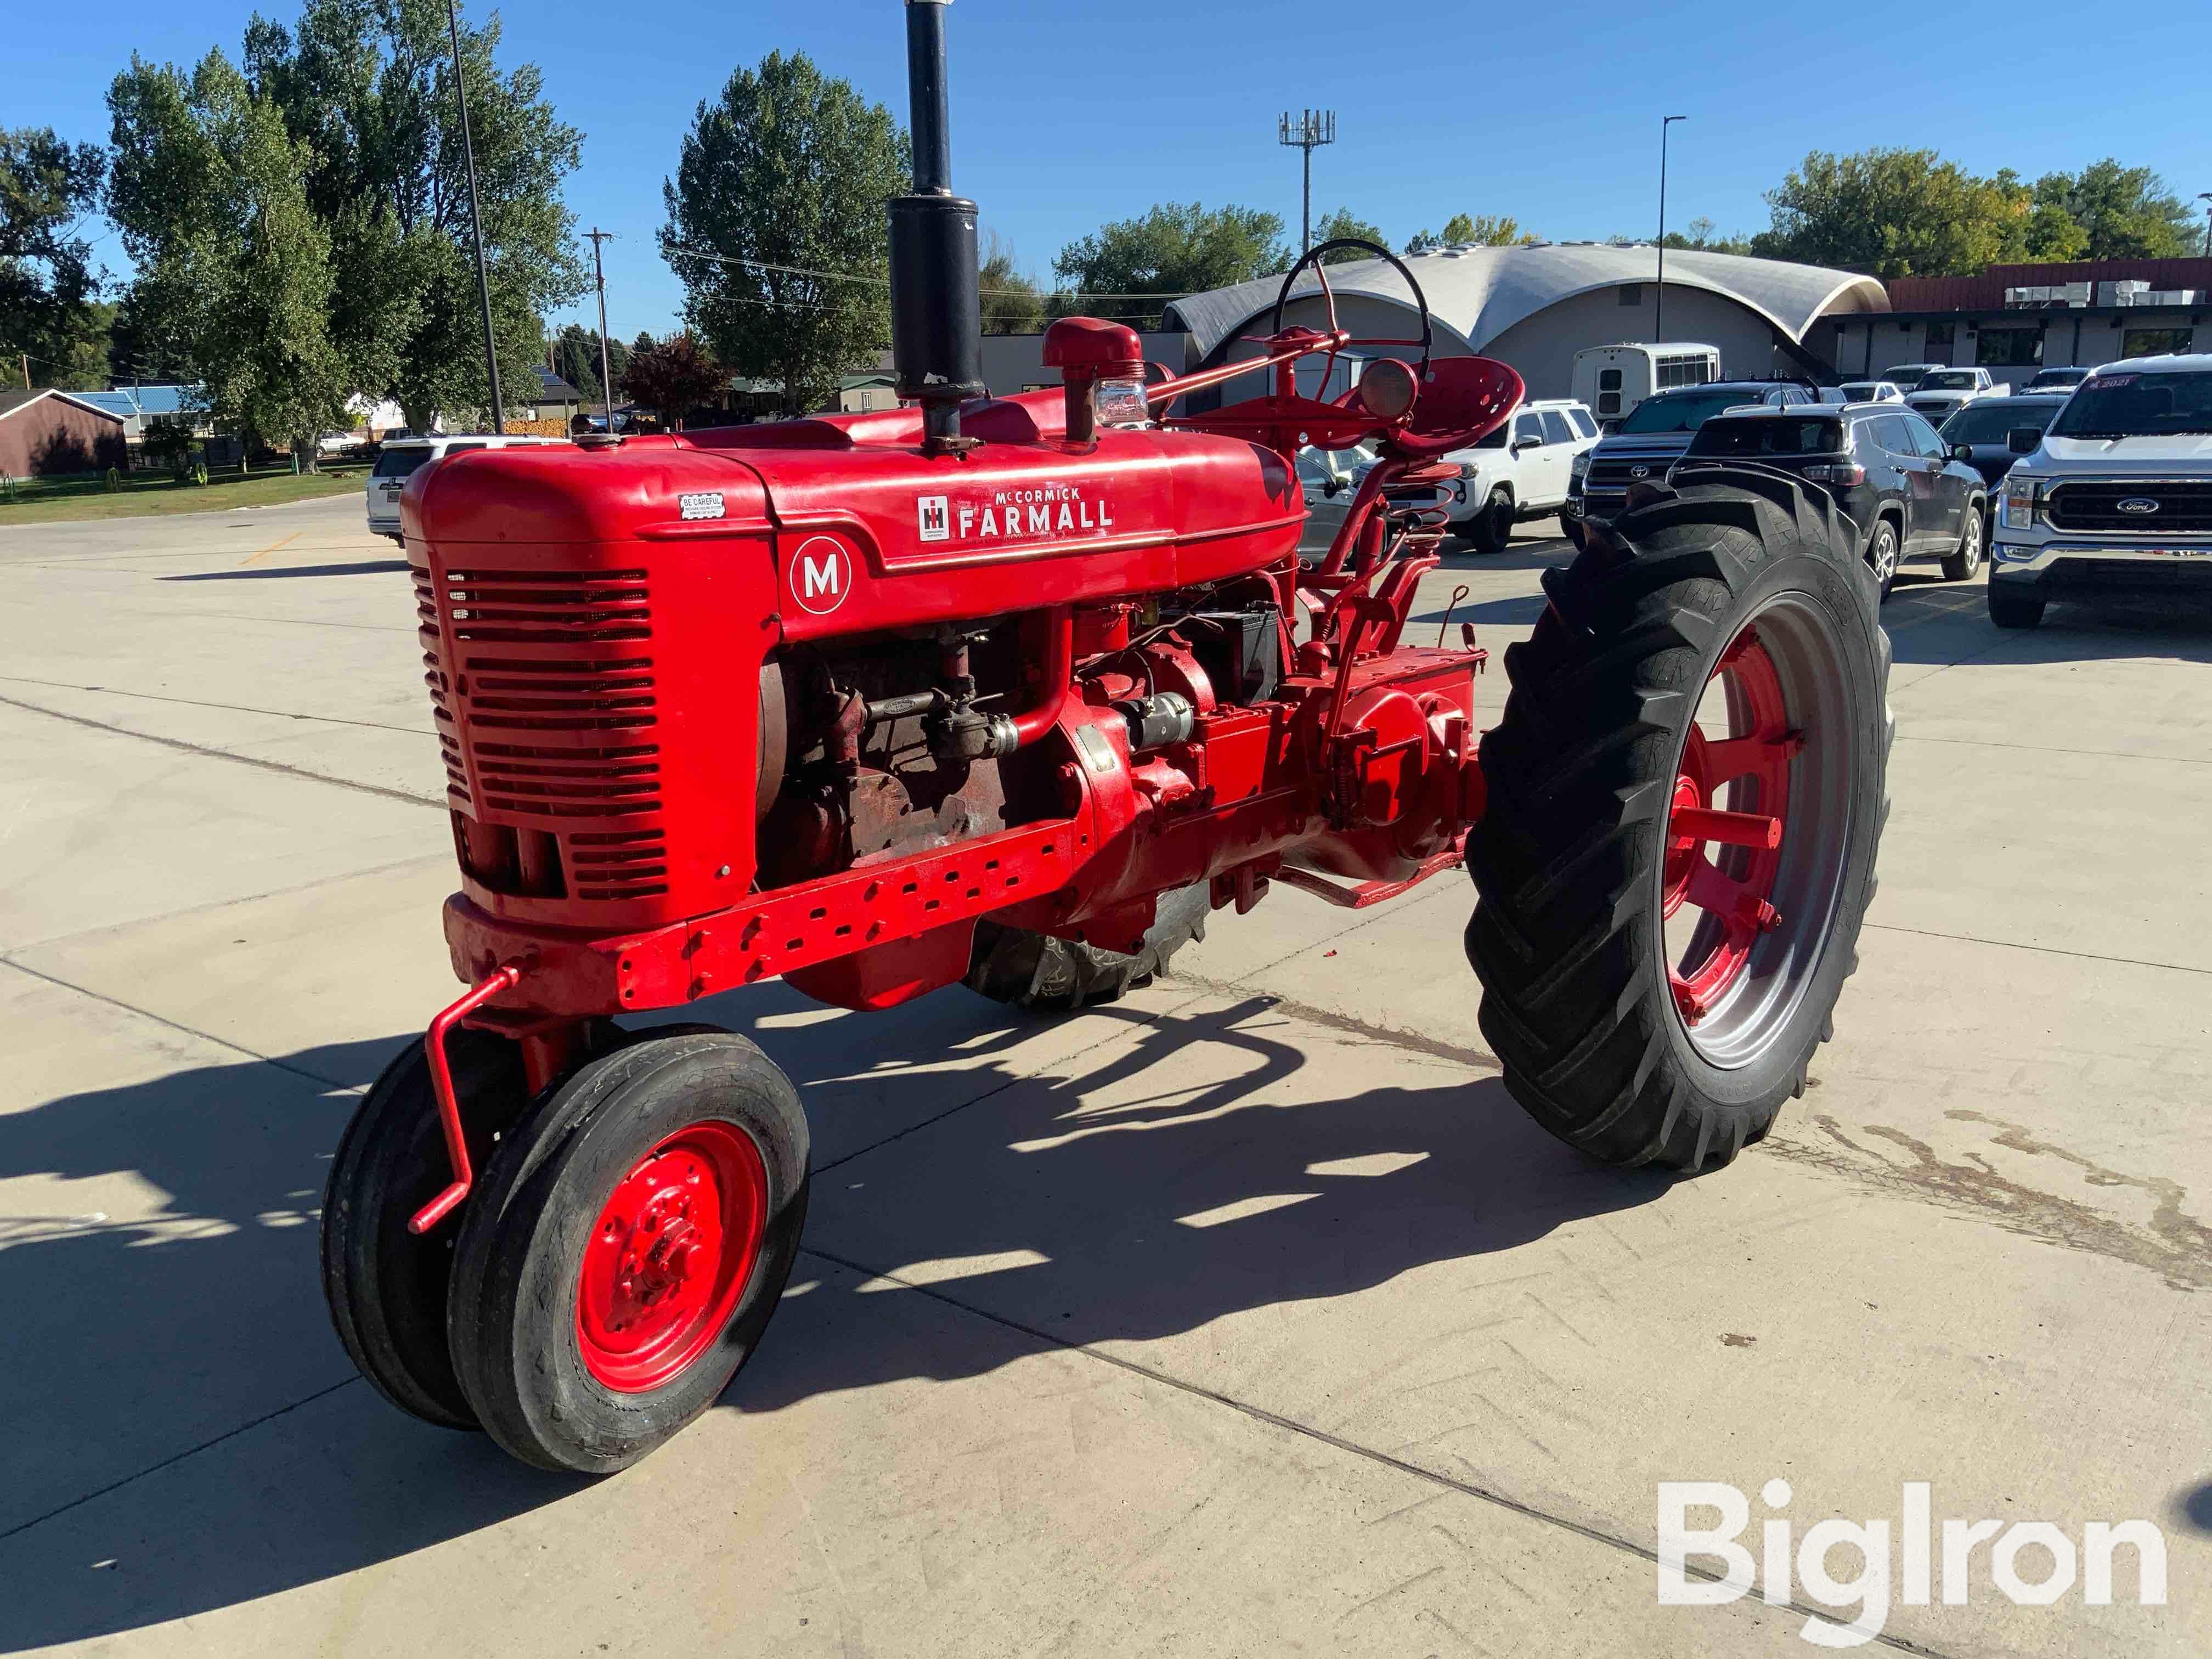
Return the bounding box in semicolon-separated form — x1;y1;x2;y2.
1836;380;1905;404
1936;394;2068;493
1671;404;1988;600
1296;444;1374;559
366;433;570;542
1988;353;2212;629
1565;380;1822;542
1880;363;1946;392
2022;365;2096;395
1438;398;1601;552
1904;368;2011;425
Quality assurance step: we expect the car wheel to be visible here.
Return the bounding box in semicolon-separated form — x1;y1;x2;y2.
1988;582;2044;630
1463;488;1512;555
1940;507;1983;581
1865;518;1899;602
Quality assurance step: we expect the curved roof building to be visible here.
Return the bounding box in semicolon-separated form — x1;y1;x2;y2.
1164;242;1891;398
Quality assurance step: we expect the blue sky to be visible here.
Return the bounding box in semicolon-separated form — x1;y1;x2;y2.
18;0;2211;342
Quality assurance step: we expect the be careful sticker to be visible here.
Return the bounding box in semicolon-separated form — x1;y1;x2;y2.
679;491;725;521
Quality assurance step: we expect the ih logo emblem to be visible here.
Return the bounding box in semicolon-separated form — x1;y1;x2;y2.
789;536;853;615
917;494;950;542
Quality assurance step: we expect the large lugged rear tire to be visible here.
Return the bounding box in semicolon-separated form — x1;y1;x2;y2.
1466;466;1891;1171
966;881;1210;1011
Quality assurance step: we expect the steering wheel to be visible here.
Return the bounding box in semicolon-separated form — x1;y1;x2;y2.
1267;238;1435;397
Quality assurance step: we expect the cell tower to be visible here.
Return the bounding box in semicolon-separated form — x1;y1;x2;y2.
1278;109;1338;254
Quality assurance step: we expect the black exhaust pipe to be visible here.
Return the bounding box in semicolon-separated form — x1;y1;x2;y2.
889;0;985;453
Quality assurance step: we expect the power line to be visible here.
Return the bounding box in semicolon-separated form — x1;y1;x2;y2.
660;244;1199;306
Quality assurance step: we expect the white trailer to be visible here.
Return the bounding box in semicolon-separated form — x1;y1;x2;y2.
1572;342;1722;424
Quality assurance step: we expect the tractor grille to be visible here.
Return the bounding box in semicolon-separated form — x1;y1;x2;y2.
2045;479;2212;535
417;565;669;901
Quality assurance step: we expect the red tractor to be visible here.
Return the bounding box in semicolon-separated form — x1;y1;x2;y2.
323;2;1889;1474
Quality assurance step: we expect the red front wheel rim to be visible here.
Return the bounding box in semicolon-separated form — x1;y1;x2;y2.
576;1120;768;1393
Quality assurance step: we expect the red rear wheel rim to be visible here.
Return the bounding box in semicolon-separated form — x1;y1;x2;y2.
1663;628;1796;1030
576;1120;767;1393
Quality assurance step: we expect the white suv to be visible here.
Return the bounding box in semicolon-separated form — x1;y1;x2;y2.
365;433;569;542
1442;398;1601;553
1988;353;2212;629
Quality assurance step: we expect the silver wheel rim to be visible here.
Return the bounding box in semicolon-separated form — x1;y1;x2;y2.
1662;595;1858;1066
1870;527;1896;585
1962;514;1980;571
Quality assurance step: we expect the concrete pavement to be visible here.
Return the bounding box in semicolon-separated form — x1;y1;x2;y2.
1;495;2207;1656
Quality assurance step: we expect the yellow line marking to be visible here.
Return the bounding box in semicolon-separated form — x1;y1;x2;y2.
239;528;303;567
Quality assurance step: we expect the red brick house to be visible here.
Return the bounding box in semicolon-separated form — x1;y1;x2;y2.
0;389;131;478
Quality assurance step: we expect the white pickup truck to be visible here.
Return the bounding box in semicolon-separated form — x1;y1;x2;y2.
1987;352;2212;629
1904;368;2011;425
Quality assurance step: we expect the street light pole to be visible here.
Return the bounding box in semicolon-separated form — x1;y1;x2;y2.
446;0;504;434
1655;115;1686;346
586;228;617;433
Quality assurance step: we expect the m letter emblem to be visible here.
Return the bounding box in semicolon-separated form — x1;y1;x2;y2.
790;536;854;615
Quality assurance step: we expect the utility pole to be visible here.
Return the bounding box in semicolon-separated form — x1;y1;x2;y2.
445;0;504;433
585;229;618;435
1655;115;1686;345
2198;193;2212;258
1278;109;1337;254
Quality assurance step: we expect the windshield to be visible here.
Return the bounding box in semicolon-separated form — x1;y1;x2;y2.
1616;391;1753;435
1881;366;1931;389
1688;417;1843;458
2047;370;2212;439
1942;403;2058;444
2029;369;2085;387
371;446;433;479
1839;384;1881;400
1923;371;1977;391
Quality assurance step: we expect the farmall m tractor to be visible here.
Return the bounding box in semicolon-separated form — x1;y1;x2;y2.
322;2;1891;1473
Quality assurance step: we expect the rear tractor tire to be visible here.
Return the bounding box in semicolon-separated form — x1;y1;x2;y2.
446;1028;810;1474
966;881;1210;1012
1465;466;1892;1171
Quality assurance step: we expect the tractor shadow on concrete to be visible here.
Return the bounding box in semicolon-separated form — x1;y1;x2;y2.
0;985;1671;1646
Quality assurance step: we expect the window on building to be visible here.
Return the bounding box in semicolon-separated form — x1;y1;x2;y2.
1974;329;2042;368
1618;285;1643;307
1925;323;1956;353
2121;328;2193;359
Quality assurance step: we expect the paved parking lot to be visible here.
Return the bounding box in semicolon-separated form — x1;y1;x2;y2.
2;493;2207;1656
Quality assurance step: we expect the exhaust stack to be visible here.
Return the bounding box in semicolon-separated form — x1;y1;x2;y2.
888;0;985;453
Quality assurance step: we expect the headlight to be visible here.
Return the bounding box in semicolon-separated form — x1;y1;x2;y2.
1570;453;1591;480
1999;476;2041;531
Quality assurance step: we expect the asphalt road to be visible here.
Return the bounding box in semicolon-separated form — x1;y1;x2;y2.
1;492;2207;1656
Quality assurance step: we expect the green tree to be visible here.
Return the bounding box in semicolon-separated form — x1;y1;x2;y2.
1;127;106;387
661;52;907;419
1406;212;1533;255
1750;148;2029;278
1053;202;1286;329
106;52;349;466
550;321;629;404
1312;207;1387;263
979;232;1046;334
2026;161;2194;260
235;0;586;433
620;331;725;428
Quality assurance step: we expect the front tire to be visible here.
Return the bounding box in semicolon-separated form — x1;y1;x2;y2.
1462;487;1514;555
1466;468;1891;1170
447;1029;810;1474
1865;517;1900;601
1988;581;2045;629
320;1030;528;1429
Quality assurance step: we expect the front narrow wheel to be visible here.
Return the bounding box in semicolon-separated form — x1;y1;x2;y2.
1466;468;1891;1170
447;1029;809;1473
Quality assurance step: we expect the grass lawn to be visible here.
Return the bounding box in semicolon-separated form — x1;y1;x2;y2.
0;463;368;525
